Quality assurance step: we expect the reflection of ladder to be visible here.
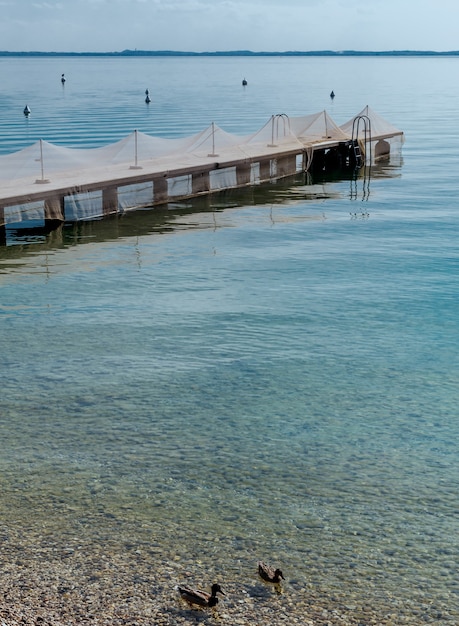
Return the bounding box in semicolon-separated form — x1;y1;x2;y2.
351;115;371;168
350;169;358;200
350;166;371;201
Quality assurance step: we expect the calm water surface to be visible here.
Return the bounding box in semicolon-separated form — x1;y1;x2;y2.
0;56;458;624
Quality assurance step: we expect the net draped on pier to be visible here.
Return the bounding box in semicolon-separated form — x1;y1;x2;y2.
0;106;403;187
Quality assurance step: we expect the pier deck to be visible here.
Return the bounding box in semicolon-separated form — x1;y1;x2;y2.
0;107;404;229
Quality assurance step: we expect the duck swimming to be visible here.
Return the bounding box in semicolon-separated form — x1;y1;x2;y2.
175;583;224;608
145;88;151;103
23;105;31;116
258;561;285;583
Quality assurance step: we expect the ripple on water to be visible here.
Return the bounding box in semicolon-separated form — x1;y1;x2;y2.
0;55;458;625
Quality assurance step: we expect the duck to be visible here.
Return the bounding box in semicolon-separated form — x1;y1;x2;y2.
23;105;31;116
145;89;151;103
242;78;248;86
258;561;285;584
330;90;335;99
61;73;66;84
175;583;224;608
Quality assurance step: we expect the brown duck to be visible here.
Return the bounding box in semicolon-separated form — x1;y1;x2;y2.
258;561;285;583
175;582;225;608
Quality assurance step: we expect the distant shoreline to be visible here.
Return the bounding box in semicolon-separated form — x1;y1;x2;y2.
1;49;459;57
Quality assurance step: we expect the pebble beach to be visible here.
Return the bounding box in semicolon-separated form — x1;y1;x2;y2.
0;521;454;626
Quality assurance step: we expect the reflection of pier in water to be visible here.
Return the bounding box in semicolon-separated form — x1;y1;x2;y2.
0;161;402;254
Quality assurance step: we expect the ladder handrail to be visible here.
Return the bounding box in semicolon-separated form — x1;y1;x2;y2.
351;115;372;166
269;113;290;146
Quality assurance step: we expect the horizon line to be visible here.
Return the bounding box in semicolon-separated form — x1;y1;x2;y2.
1;49;459;57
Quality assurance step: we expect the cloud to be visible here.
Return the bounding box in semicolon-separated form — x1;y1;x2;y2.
1;0;459;52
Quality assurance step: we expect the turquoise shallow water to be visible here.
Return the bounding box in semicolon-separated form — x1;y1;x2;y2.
0;56;458;623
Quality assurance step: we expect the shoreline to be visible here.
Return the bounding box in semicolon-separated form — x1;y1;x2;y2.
1;50;459;57
0;528;452;626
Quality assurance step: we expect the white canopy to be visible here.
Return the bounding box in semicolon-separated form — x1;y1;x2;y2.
0;106;404;188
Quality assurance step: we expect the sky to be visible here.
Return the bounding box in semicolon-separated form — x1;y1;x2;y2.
1;0;458;54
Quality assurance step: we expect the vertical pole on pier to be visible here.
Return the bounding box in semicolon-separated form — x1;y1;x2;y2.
35;139;50;184
207;122;219;158
268;115;277;148
130;129;143;170
40;140;45;180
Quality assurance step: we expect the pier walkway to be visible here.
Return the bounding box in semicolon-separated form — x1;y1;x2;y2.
0;106;403;229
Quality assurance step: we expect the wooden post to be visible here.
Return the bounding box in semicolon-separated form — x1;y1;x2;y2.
236;162;251;186
276;154;297;178
0;205;5;245
103;187;118;216
44;195;65;222
154;176;169;204
259;159;271;181
192;170;210;195
302;150;310;172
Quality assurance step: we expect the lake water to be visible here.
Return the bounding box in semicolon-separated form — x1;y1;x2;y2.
0;56;458;625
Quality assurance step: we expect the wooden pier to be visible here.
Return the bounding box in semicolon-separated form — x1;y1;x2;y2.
0;107;404;230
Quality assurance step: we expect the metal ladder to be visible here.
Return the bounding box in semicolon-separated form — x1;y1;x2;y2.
352;141;362;167
351;115;372;168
